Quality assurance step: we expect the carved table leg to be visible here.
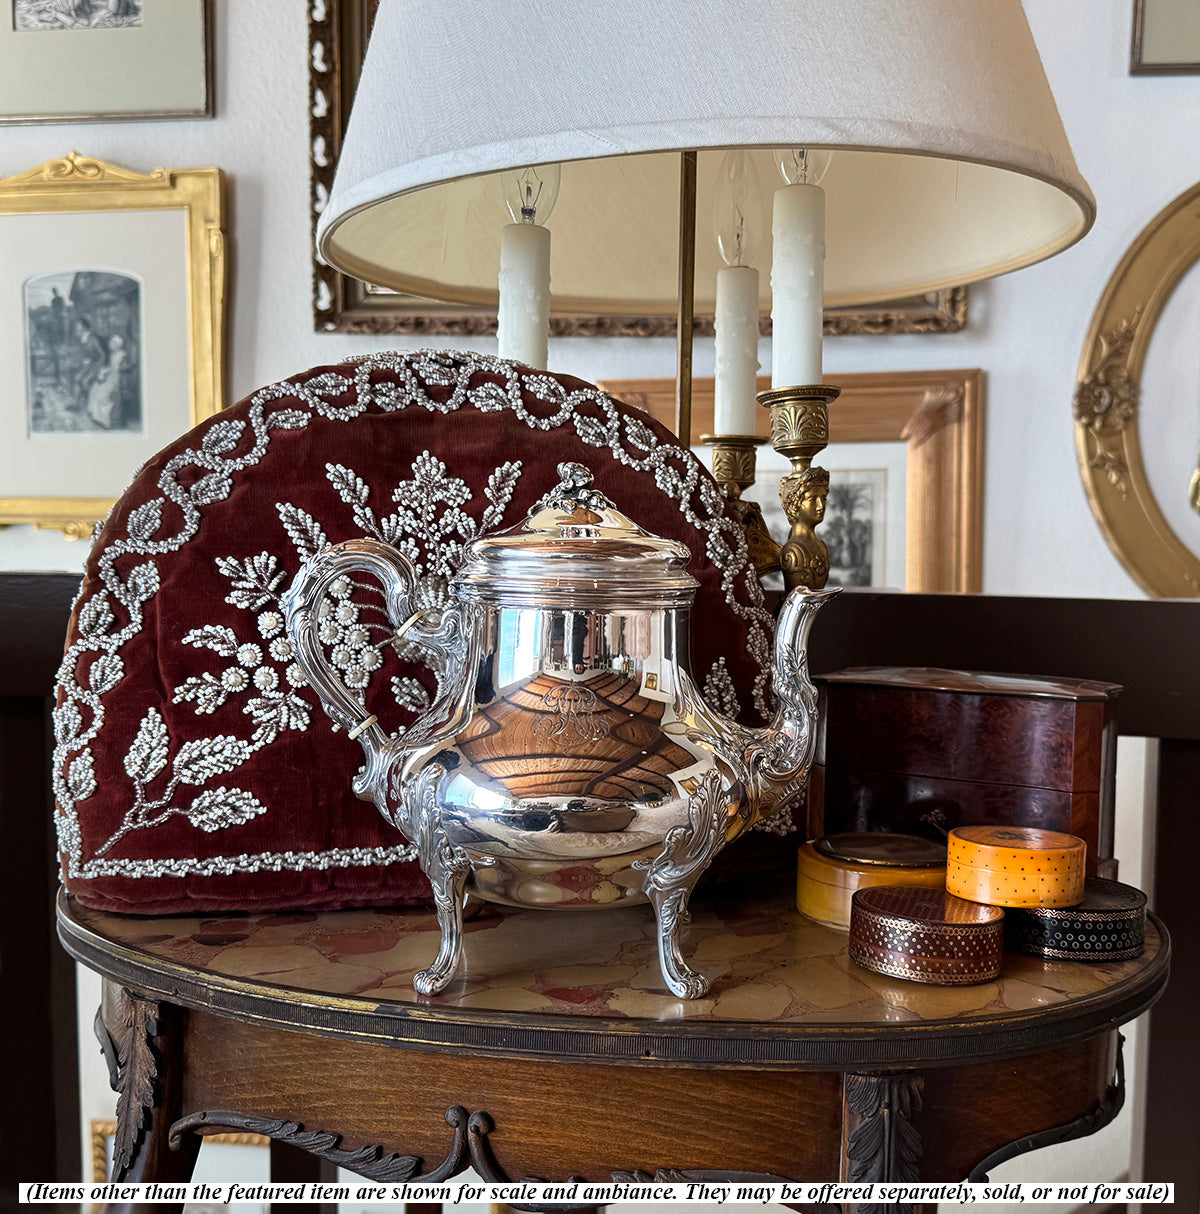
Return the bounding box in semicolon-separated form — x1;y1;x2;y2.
98;984;199;1214
840;1072;924;1214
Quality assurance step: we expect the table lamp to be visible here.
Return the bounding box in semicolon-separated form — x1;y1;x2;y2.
316;0;1093;589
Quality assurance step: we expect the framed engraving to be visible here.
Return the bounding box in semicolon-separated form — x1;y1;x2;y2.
0;0;211;123
308;1;967;338
0;153;227;537
598;369;984;594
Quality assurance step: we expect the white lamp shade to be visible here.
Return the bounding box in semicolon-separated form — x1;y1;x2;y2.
317;0;1094;315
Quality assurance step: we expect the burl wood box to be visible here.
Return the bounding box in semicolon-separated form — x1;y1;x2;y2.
810;667;1120;878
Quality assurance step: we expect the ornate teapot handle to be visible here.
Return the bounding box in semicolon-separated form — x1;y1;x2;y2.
282;539;457;806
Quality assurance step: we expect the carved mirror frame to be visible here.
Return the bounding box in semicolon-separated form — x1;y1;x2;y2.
1074;181;1200;597
597;369;983;594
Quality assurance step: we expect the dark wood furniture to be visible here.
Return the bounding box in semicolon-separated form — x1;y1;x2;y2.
0;572;82;1205
813;668;1119;877
59;878;1166;1211
810;591;1200;1203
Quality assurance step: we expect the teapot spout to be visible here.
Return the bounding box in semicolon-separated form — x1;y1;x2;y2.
749;586;840;820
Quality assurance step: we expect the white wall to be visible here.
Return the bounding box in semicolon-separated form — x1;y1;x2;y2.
7;0;1189;1198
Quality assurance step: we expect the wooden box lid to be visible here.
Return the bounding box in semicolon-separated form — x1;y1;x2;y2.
849;885;1004;985
816;667;1120;794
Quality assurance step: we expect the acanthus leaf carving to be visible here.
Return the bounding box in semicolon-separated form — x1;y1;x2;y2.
1073;309;1144;498
844;1072;924;1212
169;1105;475;1183
110;992;161;1180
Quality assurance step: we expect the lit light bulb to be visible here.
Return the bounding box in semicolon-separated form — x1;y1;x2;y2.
777;148;832;187
504;164;562;225
712;150;763;268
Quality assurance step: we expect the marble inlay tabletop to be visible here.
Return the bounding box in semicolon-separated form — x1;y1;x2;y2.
61;879;1166;1064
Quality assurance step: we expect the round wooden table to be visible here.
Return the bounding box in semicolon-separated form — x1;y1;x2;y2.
58;880;1168;1211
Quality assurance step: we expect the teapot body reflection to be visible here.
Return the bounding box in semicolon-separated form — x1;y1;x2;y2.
284;464;834;998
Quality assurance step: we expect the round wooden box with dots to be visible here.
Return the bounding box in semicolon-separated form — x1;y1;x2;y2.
946;825;1086;908
1004;877;1146;961
848;886;1005;985
796;832;947;931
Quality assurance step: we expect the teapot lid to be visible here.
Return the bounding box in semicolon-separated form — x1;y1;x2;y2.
453;462;699;609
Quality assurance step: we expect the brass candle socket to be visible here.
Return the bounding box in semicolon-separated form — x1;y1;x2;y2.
699;433;781;577
757;384;842;592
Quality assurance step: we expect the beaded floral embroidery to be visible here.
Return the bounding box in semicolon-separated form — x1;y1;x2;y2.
54;352;777;882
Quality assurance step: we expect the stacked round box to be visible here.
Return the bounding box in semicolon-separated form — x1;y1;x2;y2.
946;825;1087;908
848;886;1004;984
1004;877;1146;961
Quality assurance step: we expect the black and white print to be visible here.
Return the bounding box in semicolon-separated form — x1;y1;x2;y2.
824;469;887;588
13;0;141;29
25;269;143;435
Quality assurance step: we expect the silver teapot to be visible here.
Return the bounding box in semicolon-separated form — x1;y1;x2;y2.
284;463;834;998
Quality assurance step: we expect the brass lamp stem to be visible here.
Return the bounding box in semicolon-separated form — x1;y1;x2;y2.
674;150;697;444
757;384;841;591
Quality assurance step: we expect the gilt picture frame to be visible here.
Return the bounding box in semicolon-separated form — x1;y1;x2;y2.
597;369;984;594
1074;180;1200;596
307;1;968;338
0;0;212;123
0;153;227;537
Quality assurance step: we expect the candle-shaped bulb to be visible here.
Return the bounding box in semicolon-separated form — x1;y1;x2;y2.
777;148;832;188
504;164;561;225
771;150;828;388
712;151;762;436
498;164;560;370
712;150;763;269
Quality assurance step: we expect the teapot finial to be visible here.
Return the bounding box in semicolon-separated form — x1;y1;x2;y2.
535;461;611;515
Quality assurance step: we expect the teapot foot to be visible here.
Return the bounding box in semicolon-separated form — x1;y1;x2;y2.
413;854;470;995
648;887;712;999
637;770;730;1000
412;771;473;996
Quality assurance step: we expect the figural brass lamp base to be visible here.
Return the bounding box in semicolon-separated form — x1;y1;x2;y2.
758;384;841;592
699;433;780;578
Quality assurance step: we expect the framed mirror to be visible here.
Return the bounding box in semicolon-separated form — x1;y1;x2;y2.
1074;180;1200;596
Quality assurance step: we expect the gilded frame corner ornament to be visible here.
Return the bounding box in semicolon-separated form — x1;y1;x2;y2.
306;3;967;339
598;369;984;594
0;152;227;539
1073;180;1200;597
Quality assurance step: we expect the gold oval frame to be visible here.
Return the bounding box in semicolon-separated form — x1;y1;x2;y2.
1074;181;1200;596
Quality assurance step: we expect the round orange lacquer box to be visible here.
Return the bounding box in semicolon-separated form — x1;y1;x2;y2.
946;825;1086;908
796;832;947;931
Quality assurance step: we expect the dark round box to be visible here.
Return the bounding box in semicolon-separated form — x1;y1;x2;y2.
1003;877;1146;961
849;885;1005;985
